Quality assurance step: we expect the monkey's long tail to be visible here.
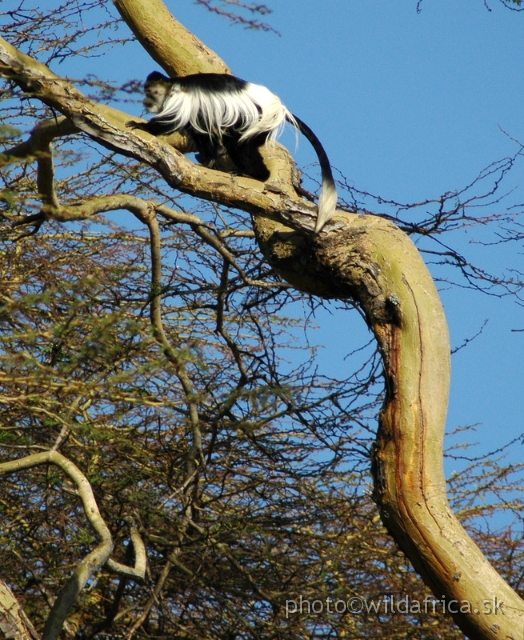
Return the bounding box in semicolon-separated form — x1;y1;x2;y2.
288;114;338;233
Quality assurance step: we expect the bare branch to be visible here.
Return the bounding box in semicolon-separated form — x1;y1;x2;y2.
136;206;204;478
106;523;147;582
0;117;77;169
0;451;145;640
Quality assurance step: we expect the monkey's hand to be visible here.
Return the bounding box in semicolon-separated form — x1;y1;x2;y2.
126;120;150;132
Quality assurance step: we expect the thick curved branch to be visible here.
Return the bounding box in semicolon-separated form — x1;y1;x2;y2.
0;452;145;640
0;452;113;640
106;523;147;581
256;214;524;638
112;0;231;76
1;116;75;233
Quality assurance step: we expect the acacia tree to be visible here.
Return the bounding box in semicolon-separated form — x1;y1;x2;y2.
0;1;523;639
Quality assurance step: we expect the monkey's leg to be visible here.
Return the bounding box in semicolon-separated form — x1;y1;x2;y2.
190;131;225;167
222;134;270;181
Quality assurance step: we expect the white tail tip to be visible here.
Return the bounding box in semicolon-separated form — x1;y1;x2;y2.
314;180;338;234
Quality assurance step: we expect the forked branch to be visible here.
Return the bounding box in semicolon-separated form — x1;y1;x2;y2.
0;451;146;640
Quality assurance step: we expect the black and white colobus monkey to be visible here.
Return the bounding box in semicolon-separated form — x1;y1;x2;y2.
140;71;337;233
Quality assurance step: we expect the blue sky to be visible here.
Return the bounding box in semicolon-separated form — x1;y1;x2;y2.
152;1;524;475
38;2;524;483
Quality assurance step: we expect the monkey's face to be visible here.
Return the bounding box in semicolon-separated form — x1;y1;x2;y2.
143;81;169;114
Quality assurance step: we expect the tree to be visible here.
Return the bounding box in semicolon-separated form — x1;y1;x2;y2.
1;1;523;638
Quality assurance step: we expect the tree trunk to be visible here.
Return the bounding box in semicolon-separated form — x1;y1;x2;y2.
0;578;40;640
253;212;524;638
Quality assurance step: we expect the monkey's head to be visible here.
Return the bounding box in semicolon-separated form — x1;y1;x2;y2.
143;71;172;114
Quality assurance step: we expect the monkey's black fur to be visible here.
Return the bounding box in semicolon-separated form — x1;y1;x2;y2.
138;71;338;232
